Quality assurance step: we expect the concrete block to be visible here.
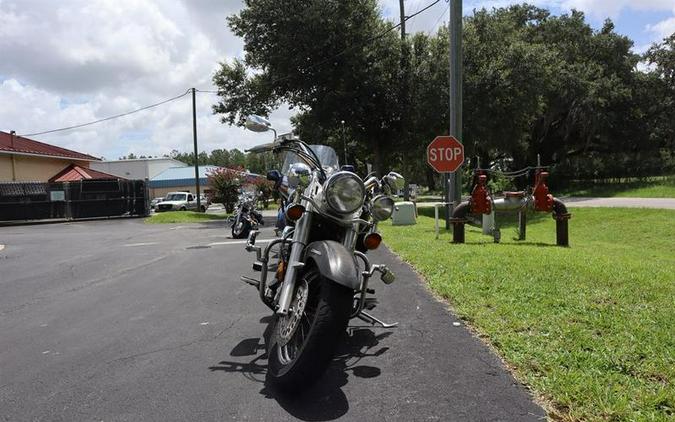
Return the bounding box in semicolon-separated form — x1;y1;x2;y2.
392;201;416;226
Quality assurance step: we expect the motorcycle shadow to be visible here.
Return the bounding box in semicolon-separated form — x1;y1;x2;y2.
209;317;392;421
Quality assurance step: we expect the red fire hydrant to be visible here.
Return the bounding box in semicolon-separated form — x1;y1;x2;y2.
470;174;492;214
533;171;554;212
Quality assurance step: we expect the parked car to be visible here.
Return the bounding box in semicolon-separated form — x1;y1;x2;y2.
150;197;164;210
155;192;207;212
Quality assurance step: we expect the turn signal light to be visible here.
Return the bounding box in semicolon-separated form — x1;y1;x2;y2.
285;204;305;221
363;232;382;250
276;260;286;282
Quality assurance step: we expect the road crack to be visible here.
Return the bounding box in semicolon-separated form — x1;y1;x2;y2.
105;317;243;365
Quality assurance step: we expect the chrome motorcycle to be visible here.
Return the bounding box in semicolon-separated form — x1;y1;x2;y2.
230;189;264;239
241;115;404;390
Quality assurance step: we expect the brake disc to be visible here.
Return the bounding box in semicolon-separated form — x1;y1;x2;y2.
277;279;309;347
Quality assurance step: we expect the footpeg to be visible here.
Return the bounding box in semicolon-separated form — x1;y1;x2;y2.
240;275;259;288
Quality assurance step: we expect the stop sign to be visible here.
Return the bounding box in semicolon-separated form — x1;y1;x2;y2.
427;136;464;173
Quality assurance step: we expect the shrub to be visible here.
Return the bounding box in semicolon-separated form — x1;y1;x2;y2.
207;167;243;213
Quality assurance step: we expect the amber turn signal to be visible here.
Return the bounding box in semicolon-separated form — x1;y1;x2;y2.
285;204;305;221
363;232;382;250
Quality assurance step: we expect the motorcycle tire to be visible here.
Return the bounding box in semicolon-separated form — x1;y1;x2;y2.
266;266;352;391
231;218;251;239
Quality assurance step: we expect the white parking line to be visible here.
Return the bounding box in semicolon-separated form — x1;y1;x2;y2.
207;239;273;246
122;242;159;247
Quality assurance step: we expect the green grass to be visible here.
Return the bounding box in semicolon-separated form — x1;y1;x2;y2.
559;176;675;198
380;208;674;421
145;211;230;224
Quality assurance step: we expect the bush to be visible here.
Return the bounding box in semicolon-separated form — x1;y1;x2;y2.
250;177;274;209
207;167;243;213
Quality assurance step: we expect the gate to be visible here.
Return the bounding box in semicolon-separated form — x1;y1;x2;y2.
0;179;149;222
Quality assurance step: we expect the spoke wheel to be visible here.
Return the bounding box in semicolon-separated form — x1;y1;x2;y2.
266;265;352;391
231;217;250;239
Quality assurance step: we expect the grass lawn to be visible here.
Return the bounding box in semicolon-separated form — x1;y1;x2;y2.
415;176;675;200
380;208;674;421
145;211;230;224
559;177;675;198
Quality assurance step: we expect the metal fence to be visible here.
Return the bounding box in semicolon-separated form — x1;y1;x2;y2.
0;179;149;222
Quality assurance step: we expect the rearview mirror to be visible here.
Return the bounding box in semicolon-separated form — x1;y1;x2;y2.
245;115;273;133
382;172;405;194
266;170;281;182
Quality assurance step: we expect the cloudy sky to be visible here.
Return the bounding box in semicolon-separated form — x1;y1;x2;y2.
1;0;673;160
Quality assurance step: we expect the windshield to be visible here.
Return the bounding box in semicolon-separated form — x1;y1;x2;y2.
282;145;339;175
165;193;186;201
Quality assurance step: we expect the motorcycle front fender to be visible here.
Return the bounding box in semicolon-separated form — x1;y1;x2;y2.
304;240;360;290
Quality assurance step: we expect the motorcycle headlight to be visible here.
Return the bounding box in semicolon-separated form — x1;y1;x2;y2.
371;195;395;221
324;171;365;214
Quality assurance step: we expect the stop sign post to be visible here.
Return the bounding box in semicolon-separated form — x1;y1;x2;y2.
427;136;464;173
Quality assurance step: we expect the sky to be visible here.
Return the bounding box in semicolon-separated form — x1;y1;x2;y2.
1;0;673;161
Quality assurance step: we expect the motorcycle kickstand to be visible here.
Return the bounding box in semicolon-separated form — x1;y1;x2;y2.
356;311;398;328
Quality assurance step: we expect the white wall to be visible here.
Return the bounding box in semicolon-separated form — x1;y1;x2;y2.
91;158;186;180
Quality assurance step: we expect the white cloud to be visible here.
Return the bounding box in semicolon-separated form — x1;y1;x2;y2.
0;0;294;160
647;16;675;39
561;0;674;20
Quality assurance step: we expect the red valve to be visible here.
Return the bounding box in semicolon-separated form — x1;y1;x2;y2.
533;171;554;212
470;174;492;214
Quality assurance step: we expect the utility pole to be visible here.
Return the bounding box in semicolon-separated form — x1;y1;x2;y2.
446;0;463;229
10;130;17;181
341;120;347;165
399;0;406;39
400;0;412;201
191;88;201;211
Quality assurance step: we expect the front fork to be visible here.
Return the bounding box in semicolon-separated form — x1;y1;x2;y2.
275;204;312;315
273;211;396;322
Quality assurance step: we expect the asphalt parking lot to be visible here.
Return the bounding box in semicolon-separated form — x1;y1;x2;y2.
0;218;545;421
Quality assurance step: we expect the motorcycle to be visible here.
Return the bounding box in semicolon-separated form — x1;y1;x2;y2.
241;116;405;391
230;188;264;239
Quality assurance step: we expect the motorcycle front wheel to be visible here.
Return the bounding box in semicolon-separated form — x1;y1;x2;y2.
266;266;352;391
231;217;251;239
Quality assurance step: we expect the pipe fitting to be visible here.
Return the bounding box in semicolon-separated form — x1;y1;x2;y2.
451;201;471;244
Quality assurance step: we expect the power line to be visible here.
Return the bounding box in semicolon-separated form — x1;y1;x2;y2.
19;89;192;137
408;0;442;19
406;0;424;33
427;3;449;36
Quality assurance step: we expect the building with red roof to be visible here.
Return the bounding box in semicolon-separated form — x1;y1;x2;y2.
49;164;122;182
0;131;101;182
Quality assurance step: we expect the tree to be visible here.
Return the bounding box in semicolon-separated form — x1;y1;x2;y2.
249;177;274;208
213;0;404;175
646;33;675;88
207;167;244;213
210;149;232;167
211;2;673;186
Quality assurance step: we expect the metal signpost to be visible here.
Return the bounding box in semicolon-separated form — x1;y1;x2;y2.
428;135;464;239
